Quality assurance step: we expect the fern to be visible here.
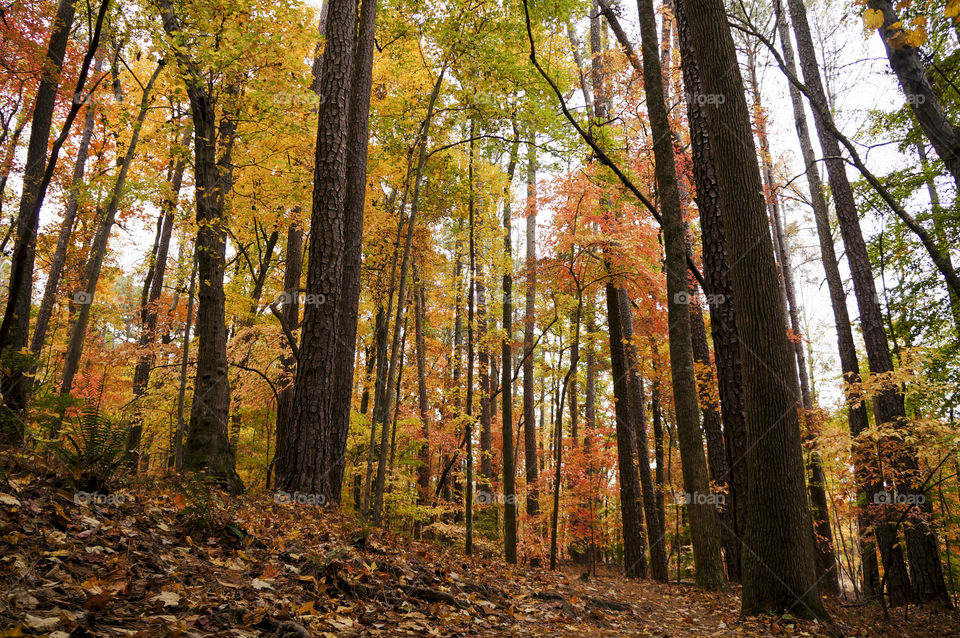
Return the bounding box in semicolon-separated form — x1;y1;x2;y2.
48;404;130;492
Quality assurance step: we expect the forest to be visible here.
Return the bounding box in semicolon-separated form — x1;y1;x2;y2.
1;0;960;634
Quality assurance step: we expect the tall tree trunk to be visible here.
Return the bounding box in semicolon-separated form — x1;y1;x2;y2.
523;139;539;518
786;0;949;605
278;0;368;502
632;0;726;590
746;47;840;595
273;222;303;486
478;274;492;504
501;139;520;563
605;280;647;578
618;288;669;581
332;0;379;491
680;0;827;618
774;0;880;598
465;129;477;554
0;0;78;444
672;1;748;581
160;0;242;492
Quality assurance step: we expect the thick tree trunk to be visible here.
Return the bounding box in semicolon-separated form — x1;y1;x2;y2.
680;0;827;618
634;0;726;590
672;2;748;581
746;48;840;595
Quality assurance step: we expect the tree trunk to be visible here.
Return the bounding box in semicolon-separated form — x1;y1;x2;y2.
523;140;539;518
273;222;303;486
278;0;365;502
634;0;726;590
746;46;840;595
866;0;960;189
414;267;431;505
680;0;827;618
501;139;520;563
672;1;748;581
605;280;647;578
0;0;77;445
618;288;669;581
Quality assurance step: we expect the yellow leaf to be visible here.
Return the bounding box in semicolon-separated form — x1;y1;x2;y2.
905;25;927;47
947;0;960;18
863;8;885;28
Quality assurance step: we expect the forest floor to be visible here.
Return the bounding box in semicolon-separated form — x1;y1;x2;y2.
1;458;958;637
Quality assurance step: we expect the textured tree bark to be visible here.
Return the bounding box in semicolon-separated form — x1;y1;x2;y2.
501;139;520;563
746;47;839;595
786;0;949;605
332;0;378;489
0;0;77;445
773;0;880;597
278;0;371;502
681;0;827;618
632;0;726;590
672;1;748;581
522;140;539;518
605;281;647;578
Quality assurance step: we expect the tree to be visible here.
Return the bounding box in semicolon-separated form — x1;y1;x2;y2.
679;0;827;619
